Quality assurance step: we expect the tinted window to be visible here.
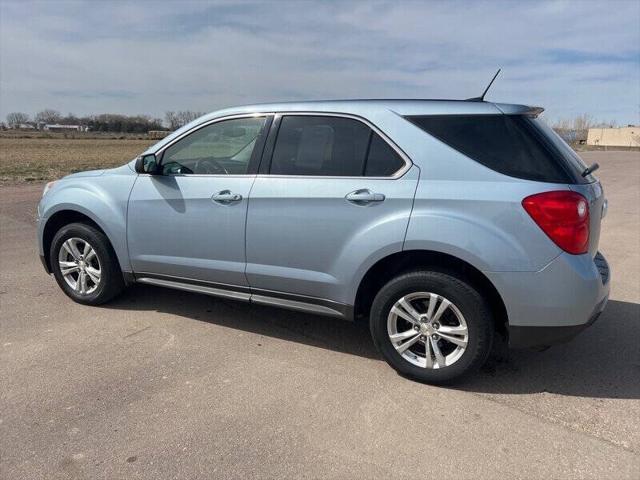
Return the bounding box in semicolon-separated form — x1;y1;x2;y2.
407;115;572;183
527;117;591;183
365;133;405;176
162;117;266;175
270;116;371;176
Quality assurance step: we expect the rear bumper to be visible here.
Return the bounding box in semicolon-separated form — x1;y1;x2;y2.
508;294;607;348
486;251;610;349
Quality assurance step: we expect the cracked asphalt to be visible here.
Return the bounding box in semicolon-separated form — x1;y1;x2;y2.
1;151;638;479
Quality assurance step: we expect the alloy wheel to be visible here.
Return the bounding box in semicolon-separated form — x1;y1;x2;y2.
57;237;102;295
387;292;468;369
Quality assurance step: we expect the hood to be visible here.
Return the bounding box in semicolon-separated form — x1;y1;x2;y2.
63;169;106;179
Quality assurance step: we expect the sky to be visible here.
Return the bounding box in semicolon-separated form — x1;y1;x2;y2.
1;0;639;125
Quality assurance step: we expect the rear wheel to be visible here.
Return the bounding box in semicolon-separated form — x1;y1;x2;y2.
370;270;493;384
50;223;125;305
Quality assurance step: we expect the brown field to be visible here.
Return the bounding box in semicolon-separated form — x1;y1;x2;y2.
0;137;154;184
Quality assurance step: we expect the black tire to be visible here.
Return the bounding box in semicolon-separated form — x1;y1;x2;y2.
50;222;125;305
370;270;493;384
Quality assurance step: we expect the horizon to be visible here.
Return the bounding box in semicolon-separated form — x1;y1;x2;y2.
1;0;639;125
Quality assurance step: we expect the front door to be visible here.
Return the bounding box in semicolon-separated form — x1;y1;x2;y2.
245;114;418;307
127;115;271;286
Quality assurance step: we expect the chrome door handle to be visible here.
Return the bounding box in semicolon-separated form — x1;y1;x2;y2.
345;189;385;205
212;190;242;204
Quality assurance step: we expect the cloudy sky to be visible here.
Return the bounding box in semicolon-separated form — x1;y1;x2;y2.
1;0;639;124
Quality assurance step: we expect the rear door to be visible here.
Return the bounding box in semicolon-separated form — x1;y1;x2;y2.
245;113;419;309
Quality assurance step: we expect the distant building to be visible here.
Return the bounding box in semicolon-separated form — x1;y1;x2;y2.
43;124;89;132
587;126;640;147
148;130;170;139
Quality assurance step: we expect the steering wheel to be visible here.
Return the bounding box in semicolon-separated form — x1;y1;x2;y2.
196;158;228;174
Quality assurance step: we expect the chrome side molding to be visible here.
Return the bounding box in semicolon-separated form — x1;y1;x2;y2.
135;274;348;319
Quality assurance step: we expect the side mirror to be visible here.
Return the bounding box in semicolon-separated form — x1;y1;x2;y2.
135;153;158;174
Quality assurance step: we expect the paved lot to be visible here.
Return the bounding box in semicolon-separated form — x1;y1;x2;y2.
1;151;639;479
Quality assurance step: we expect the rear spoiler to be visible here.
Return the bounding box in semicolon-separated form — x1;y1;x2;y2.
465;69;545;117
493;103;545;117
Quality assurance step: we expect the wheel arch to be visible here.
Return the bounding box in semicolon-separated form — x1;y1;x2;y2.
42;210;119;273
353;249;508;337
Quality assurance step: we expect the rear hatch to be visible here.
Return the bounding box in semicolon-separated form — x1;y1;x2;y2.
406;111;605;257
568;179;605;257
529;118;605;257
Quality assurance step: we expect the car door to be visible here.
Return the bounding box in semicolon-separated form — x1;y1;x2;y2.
245;113;419;312
127;115;271;287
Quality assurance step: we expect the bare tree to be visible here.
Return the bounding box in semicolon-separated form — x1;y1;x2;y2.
165;110;204;130
165;111;180;130
35;109;62;124
572;113;594;131
551;117;572;130
6;112;30;127
176;110;204;127
63;112;80;125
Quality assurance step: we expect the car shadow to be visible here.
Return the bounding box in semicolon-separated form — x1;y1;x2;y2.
459;299;640;400
108;284;379;360
108;286;640;399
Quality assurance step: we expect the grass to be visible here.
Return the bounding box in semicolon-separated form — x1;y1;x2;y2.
0;137;155;184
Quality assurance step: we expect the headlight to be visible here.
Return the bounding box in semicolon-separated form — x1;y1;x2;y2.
42;181;56;197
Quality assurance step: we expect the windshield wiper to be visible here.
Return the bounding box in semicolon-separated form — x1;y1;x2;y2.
582;163;599;177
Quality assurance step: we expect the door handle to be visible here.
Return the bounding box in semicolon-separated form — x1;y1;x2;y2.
212;190;242;204
345;189;385;205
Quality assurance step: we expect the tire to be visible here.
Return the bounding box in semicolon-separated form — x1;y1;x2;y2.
49;222;125;305
370;270;493;384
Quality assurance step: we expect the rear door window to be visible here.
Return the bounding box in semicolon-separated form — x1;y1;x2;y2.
406;114;576;183
365;133;406;176
269;115;407;177
270;116;370;176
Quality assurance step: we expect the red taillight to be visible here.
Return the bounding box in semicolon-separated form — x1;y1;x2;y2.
522;191;589;255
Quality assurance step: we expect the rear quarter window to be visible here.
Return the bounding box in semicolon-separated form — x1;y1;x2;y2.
406;114;577;183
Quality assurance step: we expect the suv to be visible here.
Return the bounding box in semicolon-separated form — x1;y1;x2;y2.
37;100;610;383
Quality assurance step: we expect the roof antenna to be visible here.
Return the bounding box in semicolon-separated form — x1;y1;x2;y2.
467;69;501;102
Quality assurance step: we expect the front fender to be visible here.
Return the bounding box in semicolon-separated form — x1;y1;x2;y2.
38;173;137;272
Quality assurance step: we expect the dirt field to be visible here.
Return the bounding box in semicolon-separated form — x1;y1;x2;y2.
0;151;639;479
0;137;154;184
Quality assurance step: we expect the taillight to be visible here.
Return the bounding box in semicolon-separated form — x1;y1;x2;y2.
522;191;589;255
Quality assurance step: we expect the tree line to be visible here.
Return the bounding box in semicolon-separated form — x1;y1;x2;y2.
550;113;618;131
4;109;204;133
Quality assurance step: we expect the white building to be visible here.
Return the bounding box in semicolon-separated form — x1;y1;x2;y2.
43;124;89;132
586;126;640;147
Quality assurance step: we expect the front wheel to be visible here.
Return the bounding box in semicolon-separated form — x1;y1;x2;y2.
370;270;494;384
50;222;125;305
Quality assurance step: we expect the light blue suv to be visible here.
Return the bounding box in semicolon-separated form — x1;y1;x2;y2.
37;100;610;383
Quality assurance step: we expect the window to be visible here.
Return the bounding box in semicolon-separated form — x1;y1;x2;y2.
365;133;406;176
161;116;267;175
406;115;573;183
269;115;406;177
